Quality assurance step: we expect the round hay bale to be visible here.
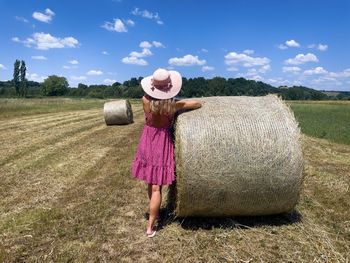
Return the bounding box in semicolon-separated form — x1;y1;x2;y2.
103;100;133;125
174;94;304;217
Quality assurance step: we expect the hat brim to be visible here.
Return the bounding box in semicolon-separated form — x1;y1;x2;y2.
141;70;182;99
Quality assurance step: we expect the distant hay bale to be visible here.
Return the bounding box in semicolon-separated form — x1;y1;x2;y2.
103;100;133;125
174;95;304;217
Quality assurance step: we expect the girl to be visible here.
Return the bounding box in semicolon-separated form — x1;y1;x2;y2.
131;68;202;238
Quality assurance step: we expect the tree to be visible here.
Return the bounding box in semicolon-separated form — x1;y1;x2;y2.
112;81;121;87
13;60;21;96
207;77;228;96
123;77;140;87
42;75;69;96
19;60;27;97
78;83;88;89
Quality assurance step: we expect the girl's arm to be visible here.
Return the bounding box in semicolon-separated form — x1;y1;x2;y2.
175;99;202;111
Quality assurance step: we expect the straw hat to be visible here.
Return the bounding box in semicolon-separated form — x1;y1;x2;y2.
141;68;182;99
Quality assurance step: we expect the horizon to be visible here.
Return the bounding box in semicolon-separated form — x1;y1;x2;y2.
0;0;349;91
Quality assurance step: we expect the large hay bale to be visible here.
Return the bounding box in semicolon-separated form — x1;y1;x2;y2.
103;100;133;125
174;95;304;217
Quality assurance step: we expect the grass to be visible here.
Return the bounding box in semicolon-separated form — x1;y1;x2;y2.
287;100;350;145
0;98;349;262
0;98;105;120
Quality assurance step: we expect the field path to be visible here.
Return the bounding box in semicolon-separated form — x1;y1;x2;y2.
0;101;349;262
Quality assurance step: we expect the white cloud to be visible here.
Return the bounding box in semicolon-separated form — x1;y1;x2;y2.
313;77;336;82
250;75;264;81
307;44;315;48
45;8;55;16
285;39;300;47
237;71;264;81
11;37;20;42
69;60;79;65
121;56;148;65
31;55;47;60
102;18;127;32
265;78;291;86
63;61;78;69
102;51;109;55
284;53;318;65
152;41;165;48
202;66;214;72
265;78;279;84
259;64;271;73
278;44;288;50
139;41;152;48
243;49;254;55
303;67;328;75
309;68;350;81
139;40;164;48
168;54;206;66
129;48;153;58
12;32;79;50
317;44;328;51
60;37;79;48
0;64;7;70
224;51;270;67
246;68;259;77
71;76;87;81
312;77;342;86
32;8;55;23
282;66;301;74
28;73;46;82
201;48;209;53
15;16;29;23
87;70;103;76
227;67;238;72
132;7;163;25
308;43;328;51
123;40;164;66
341;68;350;77
278;39;300;49
125;19;135;26
104;79;117;84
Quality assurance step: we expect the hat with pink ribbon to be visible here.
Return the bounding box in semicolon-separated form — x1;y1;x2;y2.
141;68;182;99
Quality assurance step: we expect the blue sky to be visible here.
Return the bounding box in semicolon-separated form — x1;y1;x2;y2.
0;0;349;91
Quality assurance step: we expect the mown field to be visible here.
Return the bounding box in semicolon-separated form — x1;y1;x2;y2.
0;98;349;262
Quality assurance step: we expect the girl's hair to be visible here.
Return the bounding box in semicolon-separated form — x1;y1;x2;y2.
146;94;176;115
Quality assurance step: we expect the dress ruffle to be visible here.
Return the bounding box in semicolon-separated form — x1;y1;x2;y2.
132;159;175;185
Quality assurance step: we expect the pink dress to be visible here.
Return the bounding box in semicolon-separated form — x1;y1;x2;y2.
131;111;175;185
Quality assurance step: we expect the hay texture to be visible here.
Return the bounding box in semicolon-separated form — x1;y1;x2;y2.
103;100;133;125
174;95;303;217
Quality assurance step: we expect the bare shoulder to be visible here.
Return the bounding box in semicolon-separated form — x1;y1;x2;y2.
142;95;150;112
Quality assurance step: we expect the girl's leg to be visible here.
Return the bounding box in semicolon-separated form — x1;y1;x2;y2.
147;184;162;234
147;184;160;219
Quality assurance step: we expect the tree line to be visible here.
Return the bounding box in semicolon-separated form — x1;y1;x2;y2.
0;59;349;100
